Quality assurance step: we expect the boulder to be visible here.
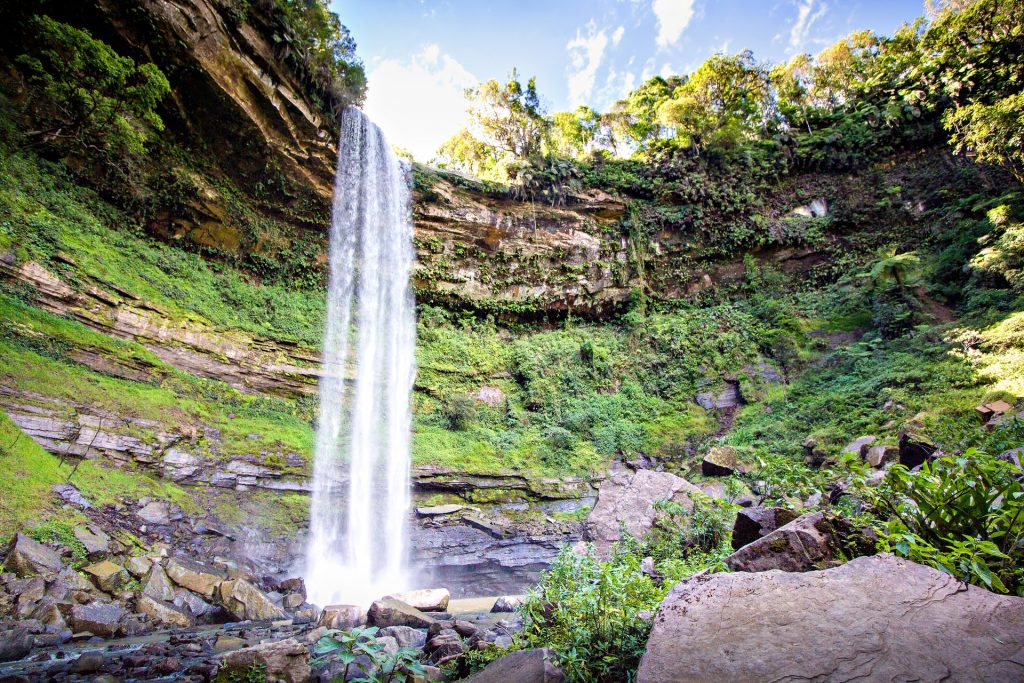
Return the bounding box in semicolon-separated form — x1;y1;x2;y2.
416;504;467;516
491;595;523;613
318;603;366;629
0;627;33;662
701;446;743;476
219;579;286;622
127;555;152;577
637;554;1024;682
136;501;171;525
136;594;193;629
173;587;219;619
386;588;450;612
730;507;799;551
219;638;310;683
585;469;703;558
378;625;427;648
725;511;867;573
165;557;225;598
73;525;110;558
865;444;897;468
5;534;63;577
898;424;937;469
466;648;564;683
367;597;436;628
70;601;125;637
83;560;129;593
141;564;176;602
282;592;304;609
842;435;876;456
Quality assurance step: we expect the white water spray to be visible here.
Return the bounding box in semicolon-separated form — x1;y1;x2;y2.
305;108;416;607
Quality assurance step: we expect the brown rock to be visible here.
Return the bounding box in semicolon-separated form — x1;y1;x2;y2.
490;595;522;613
165;557;225;598
70;601;125;637
219;579;285;622
701;446;743;476
386;588;450;612
367;597;436;628
724;511;866;573
141;564;176;602
841;435;876;457
585;469;703;558
865;444;897;468
83;560;129;593
898;423;937;469
466;648;564;683
730;507;799;551
5;534;63;577
318;603;366;629
218;638;310;683
637;554;1024;682
73;526;110;558
136;594;193;629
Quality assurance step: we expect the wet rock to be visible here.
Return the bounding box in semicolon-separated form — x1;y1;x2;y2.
694;383;739;411
72;525;110;557
0;627;33;662
378;625;427;648
137;501;172;525
278;577;306;598
701;446;742;476
427;638;464;666
141;564;176;602
387;588;450;612
586;469;703;558
83;560;129;593
69;601;125;637
5;534;63;577
219;637;310;683
282;593;304;609
165;557;226;598
491;595;522;613
465;648;564;682
367;597;436;628
731;507;800;551
453;620;479;638
637;554;1024;683
72;650;105;674
137;594;194;629
318;604;366;629
725;511;870;573
219;579;286;622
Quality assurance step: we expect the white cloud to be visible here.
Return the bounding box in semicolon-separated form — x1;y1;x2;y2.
612;26;626;46
789;0;828;52
652;0;696;48
362;45;476;161
566;22;611;106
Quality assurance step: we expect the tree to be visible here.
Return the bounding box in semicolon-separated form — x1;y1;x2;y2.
923;0;1024;182
435;70;550;181
15;15;170;167
808;30;879;108
550;106;602;158
657;51;771;153
607;75;682;153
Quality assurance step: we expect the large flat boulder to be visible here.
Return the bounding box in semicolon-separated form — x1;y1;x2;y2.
367;597;436;628
83;560;129;593
136;594;193;629
70;601;126;637
386;588;449;612
165;556;225;598
466;648;564;682
585;470;703;558
637;554;1024;682
219;579;285;622
5;534;63;577
141;563;176;602
219;638;309;683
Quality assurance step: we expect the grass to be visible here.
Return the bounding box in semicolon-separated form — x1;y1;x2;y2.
0;412;195;543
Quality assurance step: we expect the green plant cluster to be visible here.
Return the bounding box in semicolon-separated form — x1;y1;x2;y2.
313;626;426;683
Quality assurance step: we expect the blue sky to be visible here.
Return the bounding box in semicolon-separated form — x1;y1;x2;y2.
332;1;926;160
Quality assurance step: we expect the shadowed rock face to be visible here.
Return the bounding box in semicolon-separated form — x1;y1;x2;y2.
638;554;1024;683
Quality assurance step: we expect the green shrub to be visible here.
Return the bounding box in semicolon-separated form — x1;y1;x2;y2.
442;393;477;431
871;447;1024;594
312;626;426;682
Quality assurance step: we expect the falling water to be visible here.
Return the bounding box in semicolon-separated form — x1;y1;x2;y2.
305;108;416;607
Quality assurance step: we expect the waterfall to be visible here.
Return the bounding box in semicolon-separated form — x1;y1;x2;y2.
305;108;416;607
